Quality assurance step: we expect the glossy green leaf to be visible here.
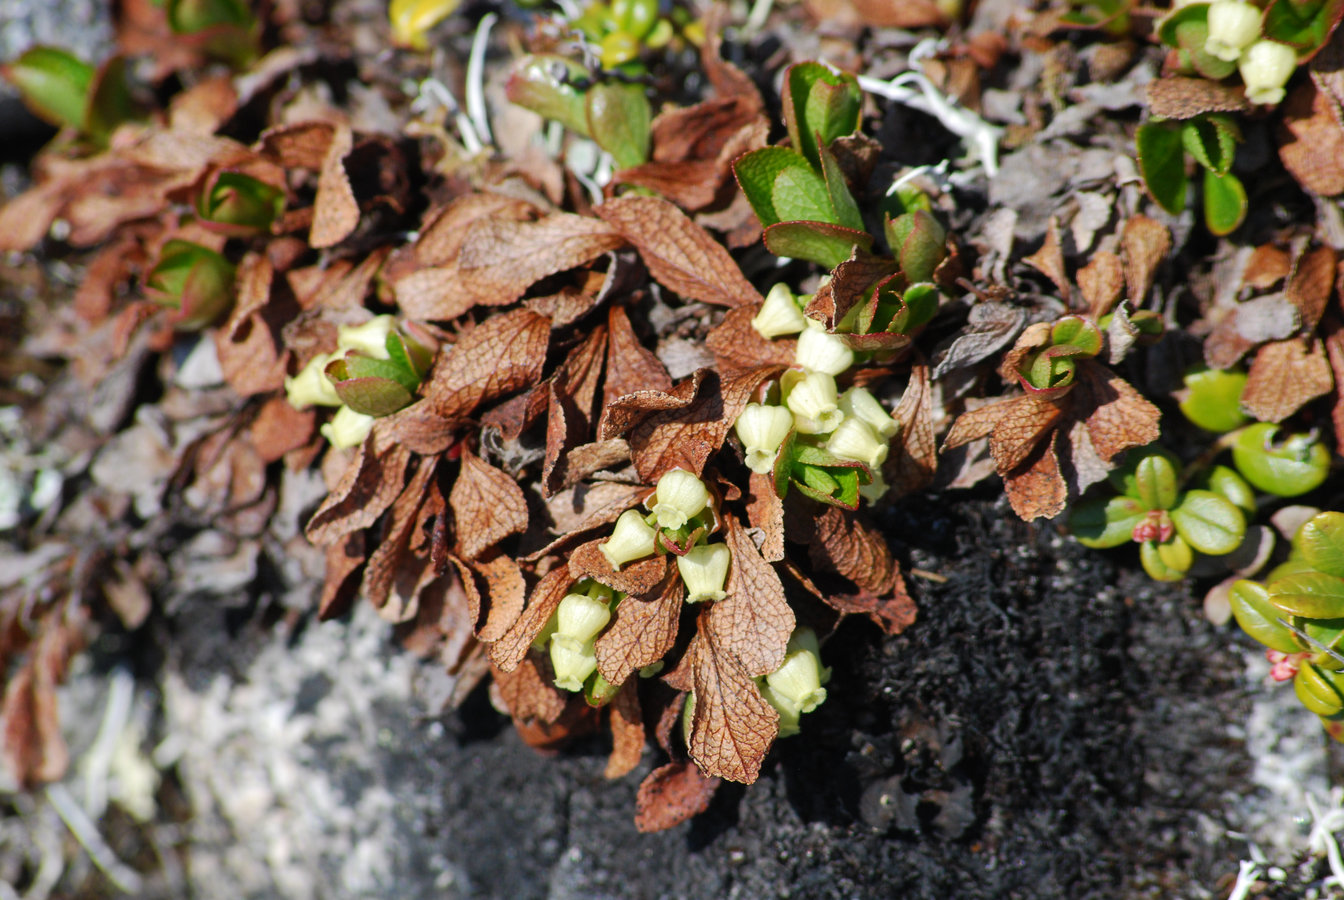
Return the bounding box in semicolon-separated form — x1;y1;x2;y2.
1051;315;1104;357
587;82;651;170
1179;366;1248;432
199;171;286;233
1232;423;1331;497
145;239;235;330
1108;446;1180;499
1296;662;1344;716
817;142;864;232
1203;169;1247;236
1071;495;1147;548
1135;453;1179;511
1170;489;1246;555
1298;512;1344;578
505;55;591;137
1136;122;1188;215
84;56;139;143
783;62;861;169
889;283;939;334
772;165;836;225
2;46;94;131
1269;570;1344;618
1228;579;1304;652
1181;115;1239;176
733;146;816;228
1262;0;1342;52
1141;540;1188;581
1201;465;1256;517
763;221;873;269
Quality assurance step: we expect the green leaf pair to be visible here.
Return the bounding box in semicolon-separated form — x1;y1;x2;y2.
1016;316;1102;394
506;55;650;170
1136;115;1246;236
2;47;140;145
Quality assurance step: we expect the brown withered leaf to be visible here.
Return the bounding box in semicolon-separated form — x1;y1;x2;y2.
451;448;529;560
805;252;901;330
1077;251;1125;320
1243;337;1334;422
411;193;537;268
1286;245;1336;330
888;361;937;497
744;471;785;563
249;396;315;463
595;570;684;686
634;761;721;833
809;505;904;599
1324;318;1344;447
988;396;1064;473
687;612;779;784
216;252;290;396
705;305;798;377
489;565;573;671
470;553;528;643
310;122;358;248
605;682;646;779
1147;76;1249;119
824;581;918;636
318;532;366;620
596;196;764;308
1121;215;1171;304
544;481;648;538
605;305;673;406
2;662;68;787
569;538;669;596
1280;83;1344;197
363;457;438;617
1244;244;1292;289
1023;217;1071;303
379;400;459;455
712;514;793;677
455;213;625;307
550;440;632;492
1003;435;1069;521
424;309;551;419
1071;361;1162;463
306;431;412;546
492;657;567;724
525;287;601;328
613;160;721;211
544;327;608;495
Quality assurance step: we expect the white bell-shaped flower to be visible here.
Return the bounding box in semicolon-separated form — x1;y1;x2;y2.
858;469;890;505
751;282;807;339
284;352;341;410
759;681;803;738
550;635;598;691
677;542;731;603
320;405;375;449
734;404;794;474
1240;39;1297;105
599;509;658;570
765;628;830;714
649;468;710;530
795;322;855;376
785;371;843;434
1206;0;1263;61
839;386;899;440
337;315;398;359
555;592;612;644
826;416;889;469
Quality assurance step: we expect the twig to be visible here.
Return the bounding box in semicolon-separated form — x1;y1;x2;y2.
466;13;498;149
45;783;144;895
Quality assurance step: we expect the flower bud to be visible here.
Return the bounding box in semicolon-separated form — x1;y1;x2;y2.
1239;39;1296;105
751;282;807;339
284;352;341;410
858;469;889;504
556;591;612;643
795;322;856;376
649;468;710;530
677;542;731;603
734;403;794;474
550;634;598;691
827;416;889;469
320;405;376;449
598;509;656;570
785;371;843;434
1205;0;1262;62
839;386;898;440
759;682;802;738
337;315;398;360
765;628;830;714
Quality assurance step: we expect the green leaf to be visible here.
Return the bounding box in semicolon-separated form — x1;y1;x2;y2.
772;165;837;225
1232;423;1331;497
1179;365;1248;432
817;141;864;232
887;211;946;284
1108;446;1180;499
1135;453;1179;511
1174;19;1239;79
1140;540;1189;581
1269;571;1344;618
791;461;862;510
1203;169;1247;236
733;146;816;228
1229;579;1304;652
1157;534;1195;572
586;82;651;170
1181;115;1238;176
763;221;873;269
889;283;939;334
1136;123;1189;215
1298;512;1344;578
145;239;235;330
772;428;798;500
1050;315;1103;357
334;353;421;394
1157;2;1211;48
505;55;592;137
2;46;94;131
84;56;139;143
1263;0;1343;51
783;62;861;169
1071;495;1147;548
1200;465;1256;517
199;171;286;233
1170;489;1246;555
1296;662;1344;716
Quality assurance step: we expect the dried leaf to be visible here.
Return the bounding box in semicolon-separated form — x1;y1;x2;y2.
595;570;684;686
249;396;315;463
544;481;648;538
318;532;366;620
456;213;625;307
1072;361;1162;464
412;192;537;267
809;505;904;598
605;682;646;779
216;252;289;396
1146;76;1249;119
450;447;529;560
1244;244;1292;289
2;663;68;786
310;122;358;248
363;457;438;617
492;657;567;724
712;514;793;677
544;327;608;495
1002;436;1069;521
1121;215;1171;304
1286;245;1336;330
1023;217;1071;303
1076;251;1124;321
605;304;673;406
489;565;573;671
705;305;798;377
569;538;669;597
744;471;785;563
1243;337;1334;422
889;361;937;496
1323;317;1344;447
425;309;551;419
471;552;528;643
805;251;900;331
306;430;411;546
596;195;764;308
688;613;778;784
1280;83;1344;197
634;761;720;832
988;397;1064;473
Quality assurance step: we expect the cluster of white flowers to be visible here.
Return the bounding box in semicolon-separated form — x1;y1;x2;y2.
284;315;401;448
738;283;899;504
1201;1;1297;105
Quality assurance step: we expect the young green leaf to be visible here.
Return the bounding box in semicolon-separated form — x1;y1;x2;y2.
587;82;651;170
2;46;94;131
763;221;873;269
1200;464;1256;517
782;62;861;169
1228;579;1304;653
1203;169;1247;235
1135;453;1180;511
1179;366;1248;432
1070;494;1148;548
733;146;816;228
1298;512;1344;579
1269;570;1344;618
817;141;864;232
1175;19;1239;79
1137;122;1189;215
1262;0;1342;53
1170;489;1246;555
772;165;837;225
1140;539;1189;581
1296;662;1344;716
1232;423;1331;497
1181;115;1239;176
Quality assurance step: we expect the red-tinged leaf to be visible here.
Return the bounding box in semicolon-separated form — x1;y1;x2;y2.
705;305;798;377
488;565;573;671
492;657;567;724
455;212;625;307
318;532;366;620
544;327;608;496
569;538;669;596
450;447;529;560
942;396;1020;450
809;505;903;598
1002;435;1069;521
599;370;704;440
1121;215;1172;304
613;159;722;211
825;584;917;635
309;122;358;248
713;513;793;677
424;309;551;420
804;251;900;331
2;663;68;787
306;429;412;546
888;361;937;497
634;761;721;832
604;304;673;407
595;569;684;686
1243;337;1335;422
688;613;779;784
744;471;785;562
596;195;765;308
605;681;646;779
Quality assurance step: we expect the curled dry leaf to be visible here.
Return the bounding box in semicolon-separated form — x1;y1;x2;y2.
492;657;567;725
544;327;608;495
1001;436;1069;521
744;471;785;563
1279;83;1344;197
595;569;684;686
634;761;721;833
450;448;529;560
1076;251;1124;321
687;611;779;784
2;663;68;787
217;252;290;396
468;553;528;643
424;309;551;420
569;538;670;597
605;682;646;779
456;212;626;307
705;305;798;377
1121;215;1171;304
1023;217;1071;304
362;457;437;618
310;122;358;249
306;430;412;546
805;251;901;331
712;513;793;677
488;564;573;671
1285;245;1336;330
318;532;366;620
809;504;906;600
888;361;937;497
604;305;673;405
